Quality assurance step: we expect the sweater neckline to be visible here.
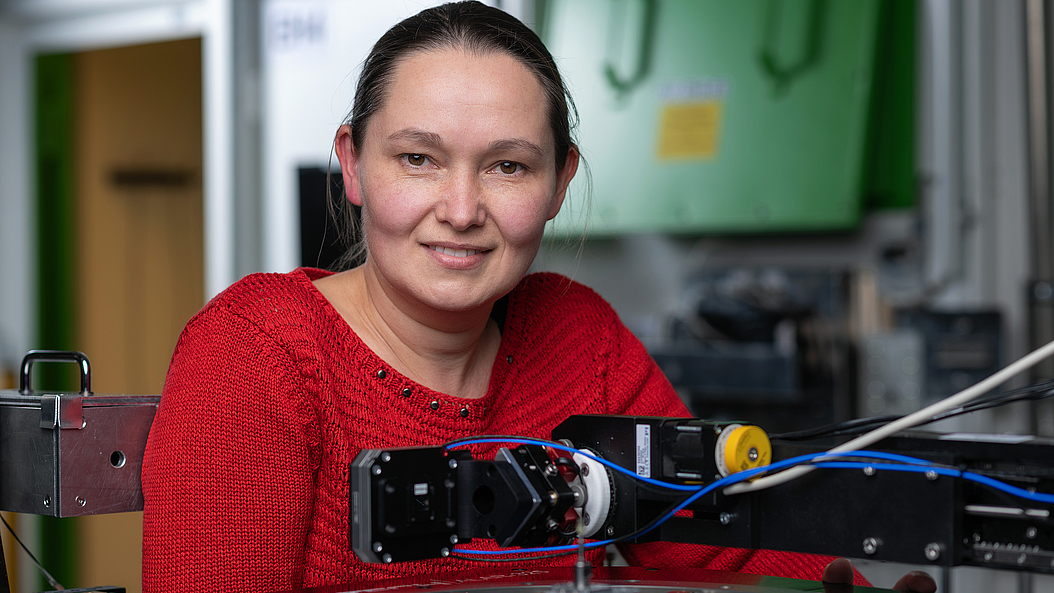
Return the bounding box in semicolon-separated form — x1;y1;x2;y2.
290;267;511;408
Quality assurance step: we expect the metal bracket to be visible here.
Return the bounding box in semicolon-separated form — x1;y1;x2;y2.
39;394;85;430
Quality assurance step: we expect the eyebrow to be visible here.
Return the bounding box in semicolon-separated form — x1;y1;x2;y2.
387;128;545;159
489;138;545;159
387;128;443;147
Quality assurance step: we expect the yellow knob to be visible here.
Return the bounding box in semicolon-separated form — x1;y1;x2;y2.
718;424;771;477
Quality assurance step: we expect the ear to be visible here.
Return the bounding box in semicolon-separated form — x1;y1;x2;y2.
334;124;364;206
547;145;580;220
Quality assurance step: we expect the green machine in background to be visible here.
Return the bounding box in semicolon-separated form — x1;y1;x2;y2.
544;0;912;236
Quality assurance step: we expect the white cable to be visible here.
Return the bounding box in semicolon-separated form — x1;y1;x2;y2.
725;337;1054;495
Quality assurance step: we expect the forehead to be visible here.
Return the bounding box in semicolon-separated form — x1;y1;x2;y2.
370;47;553;150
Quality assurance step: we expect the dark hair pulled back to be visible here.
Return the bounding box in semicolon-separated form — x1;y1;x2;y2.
349;1;577;170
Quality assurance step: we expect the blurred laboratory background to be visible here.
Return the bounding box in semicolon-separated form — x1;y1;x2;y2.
0;0;1050;591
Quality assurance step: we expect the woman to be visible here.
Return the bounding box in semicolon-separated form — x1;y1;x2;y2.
142;2;933;592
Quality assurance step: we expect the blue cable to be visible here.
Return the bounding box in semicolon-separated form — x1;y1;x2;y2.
814;461;1054;505
448;437;1054;557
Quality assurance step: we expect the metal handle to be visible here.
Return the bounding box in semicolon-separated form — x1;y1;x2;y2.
758;0;828;96
19;350;92;395
602;0;658;99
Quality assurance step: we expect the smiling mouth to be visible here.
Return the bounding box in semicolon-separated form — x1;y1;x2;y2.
428;245;484;258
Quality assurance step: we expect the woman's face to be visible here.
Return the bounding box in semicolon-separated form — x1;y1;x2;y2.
338;48;578;315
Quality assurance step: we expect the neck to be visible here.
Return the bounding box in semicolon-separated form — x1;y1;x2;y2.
316;261;501;399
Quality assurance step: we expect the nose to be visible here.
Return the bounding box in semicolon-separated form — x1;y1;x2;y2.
435;170;486;231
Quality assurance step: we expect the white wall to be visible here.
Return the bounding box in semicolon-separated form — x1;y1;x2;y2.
0;14;33;376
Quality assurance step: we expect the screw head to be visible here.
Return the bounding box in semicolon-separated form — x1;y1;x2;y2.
372;465;382;475
450;534;459;544
862;537;880;555
580;463;589;476
606;526;615;537
440;547;450;557
373;542;383;553
925;470;938;481
42;497;50;508
748;447;758;461
1027;527;1039;540
863;466;876;477
382;553;393;563
381;452;391;463
75;496;86;507
719;512;732;525
448;459;458;469
924;542;942;561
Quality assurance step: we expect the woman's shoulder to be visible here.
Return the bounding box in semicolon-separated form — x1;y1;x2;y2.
511;272;615;316
506;272;621;339
186;267;335;337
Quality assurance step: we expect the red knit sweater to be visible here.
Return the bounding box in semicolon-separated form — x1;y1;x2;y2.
141;269;861;591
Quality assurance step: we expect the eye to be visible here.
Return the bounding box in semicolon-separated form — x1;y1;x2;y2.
498;161;520;175
406;154;427;166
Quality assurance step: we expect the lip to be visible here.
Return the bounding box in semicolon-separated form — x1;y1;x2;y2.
423;242;491;269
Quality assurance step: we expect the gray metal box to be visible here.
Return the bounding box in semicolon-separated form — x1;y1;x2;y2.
1;351;159;517
0;391;159;517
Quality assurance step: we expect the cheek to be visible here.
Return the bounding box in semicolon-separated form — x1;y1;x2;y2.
493;191;555;248
359;179;428;238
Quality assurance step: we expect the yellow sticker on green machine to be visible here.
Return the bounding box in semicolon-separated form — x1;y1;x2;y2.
657;101;724;160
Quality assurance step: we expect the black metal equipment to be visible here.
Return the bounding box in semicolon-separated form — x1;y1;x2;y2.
350;414;1054;575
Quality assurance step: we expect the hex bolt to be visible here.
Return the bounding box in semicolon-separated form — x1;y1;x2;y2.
450;534;459;544
862;537;880;555
580;463;589;476
925;470;938;481
448;459;458;469
719;512;732;525
382;553;393;563
381;452;392;463
76;496;86;507
924;543;942;561
862;466;876;477
1027;527;1039;540
373;542;383;553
